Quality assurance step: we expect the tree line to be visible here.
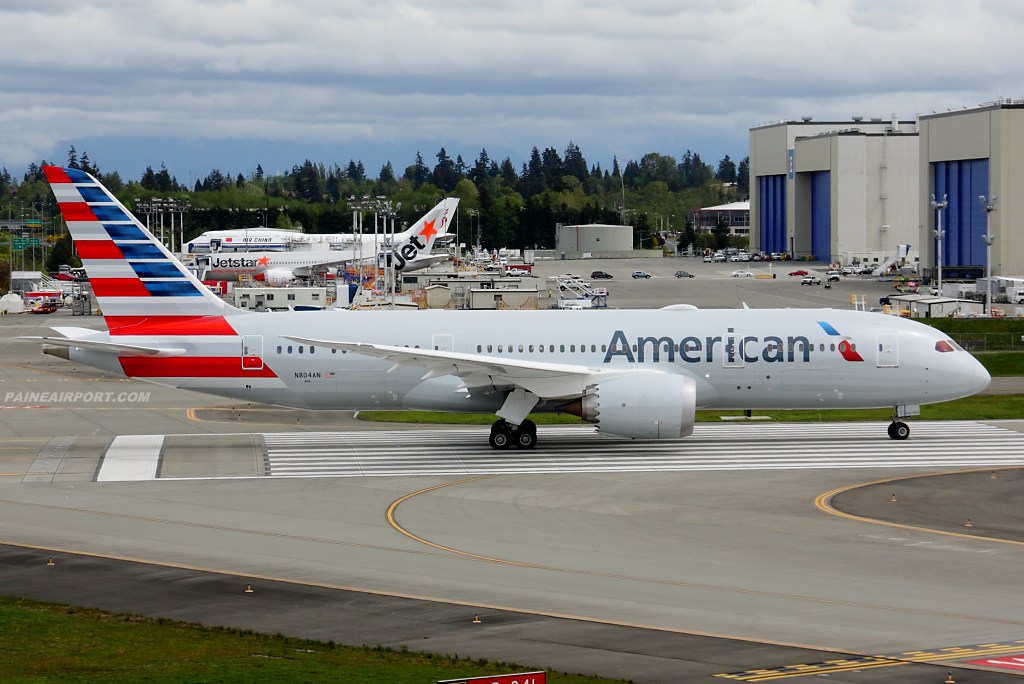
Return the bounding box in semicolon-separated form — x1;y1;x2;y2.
1;143;749;251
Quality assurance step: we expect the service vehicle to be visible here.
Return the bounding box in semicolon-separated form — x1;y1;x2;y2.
801;276;821;285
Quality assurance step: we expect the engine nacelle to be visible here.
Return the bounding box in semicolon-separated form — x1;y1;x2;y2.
577;372;696;439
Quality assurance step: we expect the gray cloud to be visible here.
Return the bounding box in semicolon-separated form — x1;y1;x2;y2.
0;0;1021;174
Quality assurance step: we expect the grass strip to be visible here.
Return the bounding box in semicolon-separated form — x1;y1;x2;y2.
359;395;1024;425
0;595;624;684
973;352;1024;376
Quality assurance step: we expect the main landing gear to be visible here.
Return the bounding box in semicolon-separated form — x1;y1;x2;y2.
887;421;910;440
489;419;537;450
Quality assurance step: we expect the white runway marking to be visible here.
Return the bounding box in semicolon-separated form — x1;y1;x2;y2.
261;421;1024;478
97;435;164;481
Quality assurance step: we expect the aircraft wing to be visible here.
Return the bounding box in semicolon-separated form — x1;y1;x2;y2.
282;336;600;399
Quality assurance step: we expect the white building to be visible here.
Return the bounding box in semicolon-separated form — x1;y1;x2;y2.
750;116;920;266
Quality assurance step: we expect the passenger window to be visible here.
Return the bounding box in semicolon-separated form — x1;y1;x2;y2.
299;346;304;354
488;345;493;352
570;345;575;352
601;345;606;352
477;345;482;352
310;346;315;354
529;345;534;352
830;344;835;352
498;345;503;352
518;344;524;352
852;344;857;351
539;345;544;353
549;345;554;352
277;346;282;354
332;349;336;354
879;344;883;352
560;345;565;352
819;344;824;352
632;344;637;352
591;345;596;352
287;346;293;354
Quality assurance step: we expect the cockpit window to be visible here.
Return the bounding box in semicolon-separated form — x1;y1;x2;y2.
935;340;962;353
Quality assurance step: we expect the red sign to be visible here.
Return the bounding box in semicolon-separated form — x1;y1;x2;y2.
965;654;1024;671
439;672;545;684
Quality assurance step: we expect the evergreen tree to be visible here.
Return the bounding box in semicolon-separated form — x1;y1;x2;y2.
716;154;737;184
80;152;99;177
498;158;517;188
540;147;564;189
236;173;245;189
46;232;80;271
379;161;395;183
155;163;174;192
737;156;750;194
612;156;620;177
563;142;588;182
255;164;264;181
431;147;458;192
405;151;429;188
141;166;158;190
67;146;78;169
470;149;490;186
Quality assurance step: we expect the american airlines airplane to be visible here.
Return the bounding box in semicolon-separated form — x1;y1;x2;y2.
191;200;456;284
32;167;990;449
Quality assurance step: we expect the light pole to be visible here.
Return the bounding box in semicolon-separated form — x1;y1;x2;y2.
930;194;947;296
979;195;998;316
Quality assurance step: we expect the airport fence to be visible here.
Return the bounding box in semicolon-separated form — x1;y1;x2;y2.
950;333;1024;351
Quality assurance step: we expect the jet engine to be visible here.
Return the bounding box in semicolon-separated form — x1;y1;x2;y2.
565;372;696;439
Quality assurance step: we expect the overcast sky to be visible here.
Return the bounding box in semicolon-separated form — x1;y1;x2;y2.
1;0;1021;183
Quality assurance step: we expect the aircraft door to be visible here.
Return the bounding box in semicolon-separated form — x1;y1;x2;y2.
876;332;898;367
242;335;264;370
432;334;454;352
722;330;744;368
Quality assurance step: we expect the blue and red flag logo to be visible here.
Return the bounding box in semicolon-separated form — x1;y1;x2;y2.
817;321;864;361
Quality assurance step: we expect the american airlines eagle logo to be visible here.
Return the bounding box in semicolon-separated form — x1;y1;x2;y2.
817;321;864;361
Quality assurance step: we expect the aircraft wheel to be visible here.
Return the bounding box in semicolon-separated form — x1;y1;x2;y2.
489;421;512;450
514;428;536;450
888;421;910;440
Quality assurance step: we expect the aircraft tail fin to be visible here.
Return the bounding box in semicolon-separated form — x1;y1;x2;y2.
395;197;459;252
43;166;241;335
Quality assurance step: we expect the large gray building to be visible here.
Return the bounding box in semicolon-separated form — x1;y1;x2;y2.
917;102;1024;278
750;116;920;266
555;224;634;257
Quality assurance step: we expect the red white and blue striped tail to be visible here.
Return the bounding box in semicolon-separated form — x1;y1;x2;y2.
44;166;240;336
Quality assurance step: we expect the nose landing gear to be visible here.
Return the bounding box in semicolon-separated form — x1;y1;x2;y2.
888;421;910;440
489;419;537;450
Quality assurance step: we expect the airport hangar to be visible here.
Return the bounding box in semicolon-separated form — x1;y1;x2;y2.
750;101;1024;278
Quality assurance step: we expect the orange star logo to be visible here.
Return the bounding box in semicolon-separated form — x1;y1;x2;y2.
419;219;437;240
257;256;270;267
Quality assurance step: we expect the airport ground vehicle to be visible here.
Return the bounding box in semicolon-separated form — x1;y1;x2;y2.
674;271;694;278
828;274;840;283
30;166;991;448
801;276;821;285
713;254;727;262
590;271;613;279
789;270;808;277
631;271;652;279
703;255;713;263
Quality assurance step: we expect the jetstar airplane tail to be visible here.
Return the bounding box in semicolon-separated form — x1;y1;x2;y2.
394;197;459;253
43;166;240;336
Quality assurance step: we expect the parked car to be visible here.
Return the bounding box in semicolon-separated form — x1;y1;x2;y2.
801;276;821;286
703;255;713;263
828;274;840;282
788;269;809;277
675;270;695;278
751;253;763;261
826;270;843;277
590;271;613;279
731;270;753;278
729;255;742;262
713;254;727;262
631;271;652;279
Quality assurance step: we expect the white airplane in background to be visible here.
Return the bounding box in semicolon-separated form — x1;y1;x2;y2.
32;167;990;449
190;199;456;284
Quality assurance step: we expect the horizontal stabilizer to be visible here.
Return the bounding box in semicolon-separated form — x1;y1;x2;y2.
22;335;186;357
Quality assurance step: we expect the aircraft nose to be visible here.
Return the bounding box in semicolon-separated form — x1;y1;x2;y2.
972;358;992;394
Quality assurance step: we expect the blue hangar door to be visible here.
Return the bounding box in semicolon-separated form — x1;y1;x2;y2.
811;171;831;263
934;159;989;266
759;175;786;254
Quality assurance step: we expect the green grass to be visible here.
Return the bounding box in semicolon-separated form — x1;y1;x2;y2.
973;352;1024;376
0;596;623;684
359;395;1024;425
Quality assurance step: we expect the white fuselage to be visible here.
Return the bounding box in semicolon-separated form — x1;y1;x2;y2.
73;308;989;414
